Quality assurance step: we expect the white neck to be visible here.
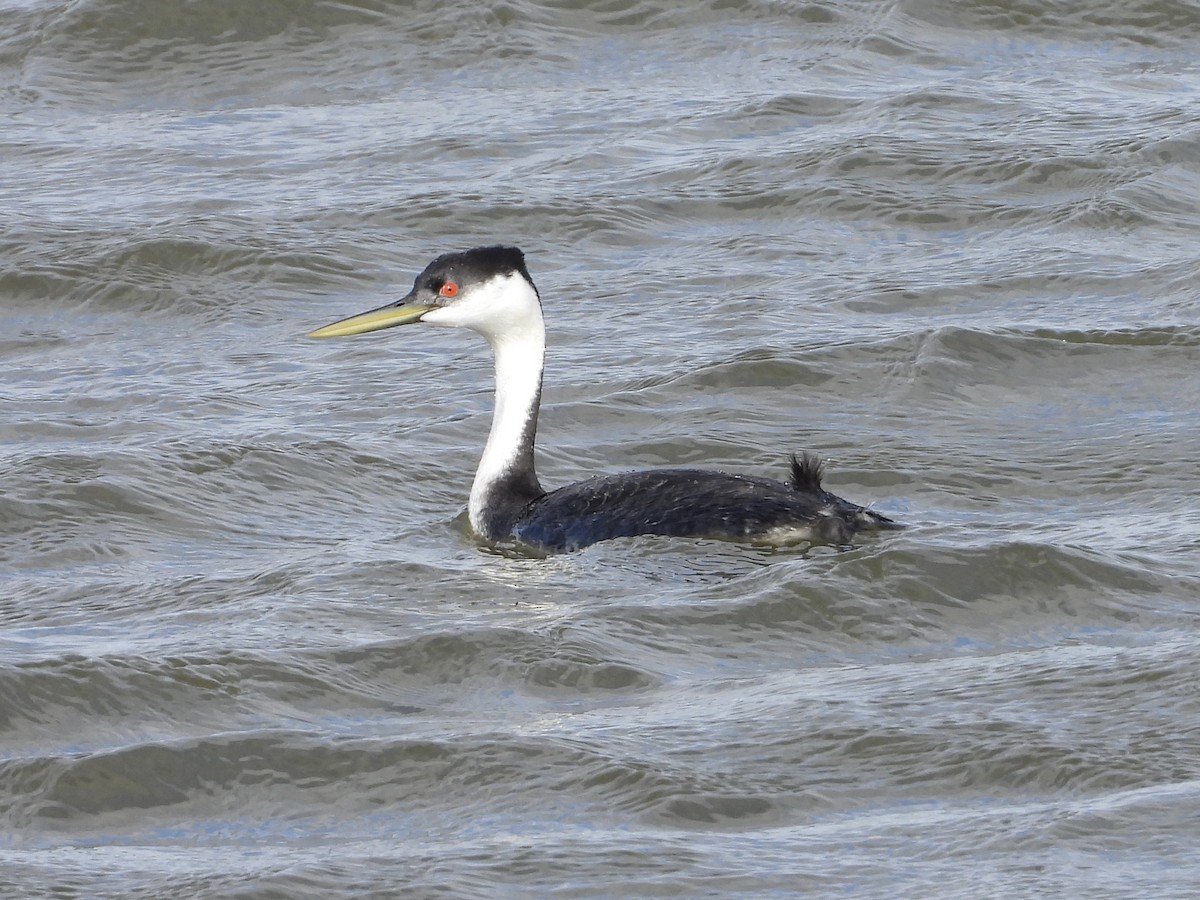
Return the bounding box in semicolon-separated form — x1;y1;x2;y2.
419;271;546;536
467;321;545;531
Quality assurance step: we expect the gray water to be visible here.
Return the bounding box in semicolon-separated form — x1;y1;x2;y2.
4;0;1200;896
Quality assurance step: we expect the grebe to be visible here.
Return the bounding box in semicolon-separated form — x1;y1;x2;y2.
309;245;900;552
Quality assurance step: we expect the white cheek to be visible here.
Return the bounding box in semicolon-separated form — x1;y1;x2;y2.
419;273;538;340
421;302;502;340
420;305;466;327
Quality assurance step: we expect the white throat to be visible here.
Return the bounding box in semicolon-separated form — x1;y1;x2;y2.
467;324;544;529
420;272;546;534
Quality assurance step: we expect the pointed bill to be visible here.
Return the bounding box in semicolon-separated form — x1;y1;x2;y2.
307;301;435;338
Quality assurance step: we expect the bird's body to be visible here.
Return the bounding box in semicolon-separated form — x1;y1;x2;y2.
309;245;900;553
503;456;890;552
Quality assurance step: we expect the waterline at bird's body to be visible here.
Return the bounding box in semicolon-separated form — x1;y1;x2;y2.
308;245;901;553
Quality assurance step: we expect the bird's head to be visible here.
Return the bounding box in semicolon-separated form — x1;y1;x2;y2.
308;245;541;343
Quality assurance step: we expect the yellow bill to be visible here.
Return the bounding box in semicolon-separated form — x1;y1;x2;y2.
307;301;434;338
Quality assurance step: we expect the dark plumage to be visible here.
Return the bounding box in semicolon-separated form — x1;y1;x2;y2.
309;246;902;553
510;453;899;552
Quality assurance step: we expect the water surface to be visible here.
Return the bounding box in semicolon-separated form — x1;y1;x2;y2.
3;0;1200;895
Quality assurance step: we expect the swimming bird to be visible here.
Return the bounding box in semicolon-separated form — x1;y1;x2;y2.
308;245;900;552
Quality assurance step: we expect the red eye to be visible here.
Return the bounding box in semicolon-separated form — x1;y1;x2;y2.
439;282;459;298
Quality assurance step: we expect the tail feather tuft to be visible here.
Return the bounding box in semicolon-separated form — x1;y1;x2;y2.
788;452;825;492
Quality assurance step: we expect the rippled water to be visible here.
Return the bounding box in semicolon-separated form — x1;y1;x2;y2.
4;0;1200;895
